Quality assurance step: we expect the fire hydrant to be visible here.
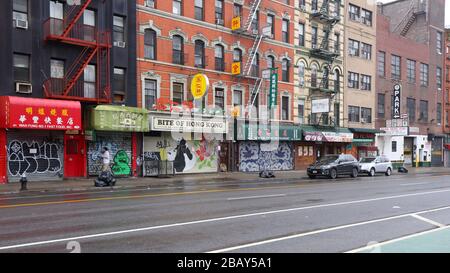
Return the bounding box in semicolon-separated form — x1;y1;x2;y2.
20;173;28;191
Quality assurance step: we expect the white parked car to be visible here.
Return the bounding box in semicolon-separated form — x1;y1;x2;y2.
359;156;393;177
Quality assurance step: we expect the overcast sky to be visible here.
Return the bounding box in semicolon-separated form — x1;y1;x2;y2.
375;0;450;27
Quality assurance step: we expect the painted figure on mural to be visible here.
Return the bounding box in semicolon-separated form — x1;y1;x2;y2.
111;150;131;176
101;147;111;172
173;139;194;173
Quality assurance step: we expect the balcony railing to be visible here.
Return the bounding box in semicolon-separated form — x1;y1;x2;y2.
43;78;109;102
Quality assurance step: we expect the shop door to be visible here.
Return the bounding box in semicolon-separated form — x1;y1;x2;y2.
64;135;85;177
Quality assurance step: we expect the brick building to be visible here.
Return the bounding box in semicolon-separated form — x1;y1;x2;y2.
375;0;445;167
445;27;450;166
136;0;297;175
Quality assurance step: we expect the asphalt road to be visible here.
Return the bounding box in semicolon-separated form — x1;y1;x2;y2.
1;171;450;253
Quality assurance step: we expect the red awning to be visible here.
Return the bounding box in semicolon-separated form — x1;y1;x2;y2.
0;96;82;130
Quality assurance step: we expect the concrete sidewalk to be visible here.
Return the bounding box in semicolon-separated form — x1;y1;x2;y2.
0;167;448;196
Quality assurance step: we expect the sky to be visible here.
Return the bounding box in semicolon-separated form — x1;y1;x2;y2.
376;0;450;27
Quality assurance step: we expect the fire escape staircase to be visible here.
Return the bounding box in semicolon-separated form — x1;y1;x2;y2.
42;0;111;103
311;0;340;25
393;0;426;36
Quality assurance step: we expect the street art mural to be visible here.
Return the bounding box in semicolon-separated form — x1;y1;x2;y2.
87;133;132;176
239;141;294;172
7;140;63;177
143;135;218;175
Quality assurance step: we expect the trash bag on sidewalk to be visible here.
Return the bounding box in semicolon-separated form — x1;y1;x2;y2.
398;166;409;173
94;171;117;187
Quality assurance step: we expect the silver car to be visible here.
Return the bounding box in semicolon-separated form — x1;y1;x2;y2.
359;156;393;177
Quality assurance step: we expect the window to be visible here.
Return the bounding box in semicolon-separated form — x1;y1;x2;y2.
251;53;259;77
311;26;318;48
335;0;341;17
49;1;63;34
349;4;360;21
173;0;182;15
83;64;96;98
311;64;318;87
267;56;275;69
214;88;225;111
172;82;184;104
378;51;385;77
391;55;401;80
407;98;416;122
311;0;318;11
282;19;289;43
406;59;416;83
233;48;242;63
281;96;289;120
298;62;305;87
195;0;204;21
348;106;360;122
348;72;359;89
322;67;329;89
113;68;126;102
233;3;242;17
267;14;274;38
361;43;372;60
144;79;157;110
215;45;225;72
419;100;428;121
194;40;205;68
282;59;290;82
392;141;397;153
361;9;372;26
437;31;443;54
298;23;305;46
437;103;442;124
233;89;243;117
113;16;125;45
215;0;224;25
420;63;429;86
13;0;28;26
83;9;96;42
298;99;305;124
172;35;184;65
360;75;371;91
13;53;30;82
144;29;156;60
334;33;340;54
50;59;64;79
334;70;340;92
377;93;385;118
437;67;442;89
251;11;259;33
361;108;372;123
348;39;360;56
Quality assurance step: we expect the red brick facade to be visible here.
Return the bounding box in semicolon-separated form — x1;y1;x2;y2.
445;29;450;134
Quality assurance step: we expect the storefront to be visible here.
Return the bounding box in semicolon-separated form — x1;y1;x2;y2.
236;123;301;172
87;105;149;177
348;128;381;160
302;126;354;160
143;112;228;176
0;96;82;183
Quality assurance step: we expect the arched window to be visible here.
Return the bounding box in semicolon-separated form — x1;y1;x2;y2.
267;55;275;69
172;35;184;65
299;62;306;87
233;48;242;62
311;64;318;87
194;40;205;68
323;66;329;89
282;59;290;82
334;69;340;93
215;44;225;71
144;29;156;60
251;53;260;77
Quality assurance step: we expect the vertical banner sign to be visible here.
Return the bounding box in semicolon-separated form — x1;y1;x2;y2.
232;62;241;75
232;17;241;31
269;69;278;109
393;84;401;119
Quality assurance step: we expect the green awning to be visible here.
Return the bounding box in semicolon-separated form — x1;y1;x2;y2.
90;105;149;132
237;124;302;141
301;125;352;134
352;139;374;143
349;128;385;134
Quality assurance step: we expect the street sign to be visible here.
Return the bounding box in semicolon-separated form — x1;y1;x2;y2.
393;84;401;119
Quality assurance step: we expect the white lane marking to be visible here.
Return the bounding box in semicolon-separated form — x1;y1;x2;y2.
346;225;450;253
400;182;431;186
227;194;287;201
208;206;450;253
410;214;445;228
2;188;450;251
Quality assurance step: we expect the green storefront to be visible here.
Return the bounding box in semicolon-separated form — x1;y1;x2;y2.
87;105;149;177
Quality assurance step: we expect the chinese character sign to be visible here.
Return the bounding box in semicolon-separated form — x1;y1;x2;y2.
269;70;278;109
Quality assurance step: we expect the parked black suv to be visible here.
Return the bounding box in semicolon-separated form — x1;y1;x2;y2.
307;154;360;179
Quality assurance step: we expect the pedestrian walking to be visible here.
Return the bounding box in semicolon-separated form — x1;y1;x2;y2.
102;147;111;172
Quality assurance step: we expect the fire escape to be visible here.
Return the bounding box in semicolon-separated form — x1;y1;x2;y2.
309;0;340;127
232;0;270;119
43;0;111;103
393;0;426;36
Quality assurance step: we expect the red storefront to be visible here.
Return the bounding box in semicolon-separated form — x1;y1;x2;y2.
0;96;83;183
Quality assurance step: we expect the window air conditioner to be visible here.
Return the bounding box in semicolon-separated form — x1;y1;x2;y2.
145;0;155;8
114;41;126;48
15;19;28;29
16;82;32;94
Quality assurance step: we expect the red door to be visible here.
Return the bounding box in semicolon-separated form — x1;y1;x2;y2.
64;135;86;178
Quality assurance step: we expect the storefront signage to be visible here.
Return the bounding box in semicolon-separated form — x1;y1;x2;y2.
311;99;330;114
409;127;420;134
151;116;227;134
91;105;149;132
239;124;302;141
393;84;401;119
269;69;278;109
0;96;81;130
386;118;408;128
190;74;209;100
304;131;353;143
379;127;408;136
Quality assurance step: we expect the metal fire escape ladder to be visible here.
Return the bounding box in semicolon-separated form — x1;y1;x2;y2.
61;0;92;38
63;47;98;96
393;0;424;36
242;0;262;32
243;34;264;77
